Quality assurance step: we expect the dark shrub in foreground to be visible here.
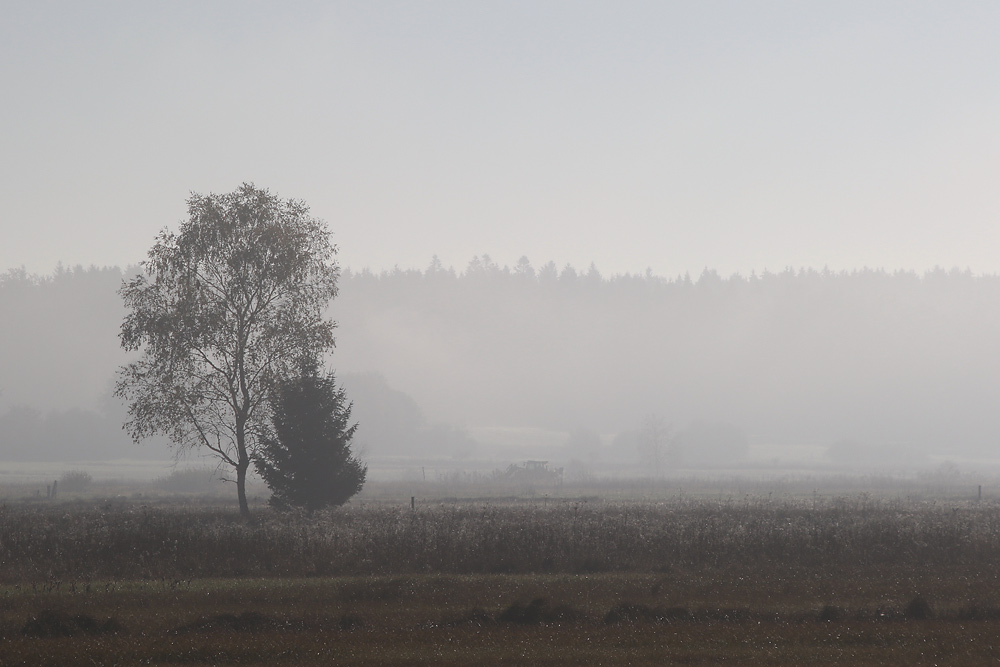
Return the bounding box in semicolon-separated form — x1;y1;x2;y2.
22;610;124;638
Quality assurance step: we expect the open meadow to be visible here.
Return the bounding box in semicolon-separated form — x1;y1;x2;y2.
3;480;1000;665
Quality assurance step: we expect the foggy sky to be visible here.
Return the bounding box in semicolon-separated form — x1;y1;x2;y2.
4;2;1000;278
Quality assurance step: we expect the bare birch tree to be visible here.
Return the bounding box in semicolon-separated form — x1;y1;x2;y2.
115;184;340;516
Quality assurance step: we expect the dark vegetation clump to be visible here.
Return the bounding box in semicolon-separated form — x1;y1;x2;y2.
22;610;124;638
456;608;494;627
170;611;289;635
338;614;365;631
58;471;93;493
498;598;583;625
818;604;843;622
154;468;220;494
956;604;1000;621
904;595;934;620
433;608;497;628
604;603;658;624
867;605;905;622
604;603;692;624
574;556;612;573
692;607;752;623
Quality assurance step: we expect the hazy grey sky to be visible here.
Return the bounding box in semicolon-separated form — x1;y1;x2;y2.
3;1;999;277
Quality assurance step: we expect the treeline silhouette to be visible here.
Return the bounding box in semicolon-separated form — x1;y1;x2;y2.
0;264;163;460
333;256;1000;461
2;258;999;463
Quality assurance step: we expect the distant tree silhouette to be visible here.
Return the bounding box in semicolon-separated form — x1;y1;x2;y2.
514;256;535;279
10;256;1000;467
340;372;424;456
255;362;366;512
637;414;674;476
339;372;478;459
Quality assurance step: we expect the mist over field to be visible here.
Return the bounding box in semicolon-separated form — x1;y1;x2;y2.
4;2;1000;486
7;5;1000;663
2;261;997;476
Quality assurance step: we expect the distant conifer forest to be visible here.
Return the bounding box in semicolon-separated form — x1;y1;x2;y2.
2;259;999;465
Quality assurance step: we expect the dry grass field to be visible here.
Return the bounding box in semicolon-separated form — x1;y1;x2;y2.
3;489;1000;665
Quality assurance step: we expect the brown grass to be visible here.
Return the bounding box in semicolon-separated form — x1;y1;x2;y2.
3;495;1000;582
3;572;1000;665
3;495;1000;664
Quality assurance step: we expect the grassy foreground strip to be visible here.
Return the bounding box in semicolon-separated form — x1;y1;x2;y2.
4;498;1000;664
4;496;1000;581
2;572;1000;665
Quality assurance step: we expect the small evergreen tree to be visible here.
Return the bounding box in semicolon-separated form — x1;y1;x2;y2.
256;363;366;511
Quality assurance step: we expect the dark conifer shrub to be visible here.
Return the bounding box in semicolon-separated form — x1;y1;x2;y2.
255;361;366;511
